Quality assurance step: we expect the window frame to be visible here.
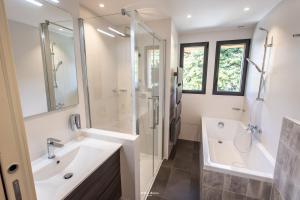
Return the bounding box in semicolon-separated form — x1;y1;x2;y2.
180;42;209;94
213;39;251;96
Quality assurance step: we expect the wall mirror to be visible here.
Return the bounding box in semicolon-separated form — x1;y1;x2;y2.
4;0;78;118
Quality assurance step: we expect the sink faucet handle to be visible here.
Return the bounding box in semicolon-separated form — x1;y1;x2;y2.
47;138;63;159
69;114;81;131
47;138;61;143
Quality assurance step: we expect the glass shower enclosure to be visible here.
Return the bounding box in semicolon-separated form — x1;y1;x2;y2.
134;19;165;198
79;10;165;199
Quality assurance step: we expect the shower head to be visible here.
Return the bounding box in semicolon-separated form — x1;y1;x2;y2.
259;27;269;33
259;27;273;47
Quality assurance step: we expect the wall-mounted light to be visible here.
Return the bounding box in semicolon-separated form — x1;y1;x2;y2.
187;14;192;19
108;27;126;37
26;0;43;7
244;7;250;12
50;0;60;3
99;3;104;8
97;28;115;38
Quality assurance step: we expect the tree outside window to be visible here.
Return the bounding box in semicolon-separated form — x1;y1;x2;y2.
213;39;251;96
180;42;209;94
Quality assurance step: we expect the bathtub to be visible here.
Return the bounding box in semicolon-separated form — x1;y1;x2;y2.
202;117;275;183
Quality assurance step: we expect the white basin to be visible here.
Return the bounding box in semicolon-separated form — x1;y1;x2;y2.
31;137;121;200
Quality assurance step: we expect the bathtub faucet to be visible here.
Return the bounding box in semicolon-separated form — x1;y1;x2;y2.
246;124;262;134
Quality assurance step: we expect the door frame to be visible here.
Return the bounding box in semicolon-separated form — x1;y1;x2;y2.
0;0;36;199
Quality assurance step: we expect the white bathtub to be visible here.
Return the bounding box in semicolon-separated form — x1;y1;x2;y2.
202;117;275;182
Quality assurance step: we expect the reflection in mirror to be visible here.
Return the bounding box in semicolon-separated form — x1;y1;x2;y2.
5;0;78;117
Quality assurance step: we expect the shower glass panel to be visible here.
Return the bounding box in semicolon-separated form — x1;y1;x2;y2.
82;13;133;133
134;19;164;198
153;37;163;178
80;10;165;199
135;23;155;197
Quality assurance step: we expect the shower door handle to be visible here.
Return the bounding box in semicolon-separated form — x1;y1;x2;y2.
153;96;159;126
148;97;155;129
148;97;159;129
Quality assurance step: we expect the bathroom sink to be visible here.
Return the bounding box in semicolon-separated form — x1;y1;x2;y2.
31;137;121;200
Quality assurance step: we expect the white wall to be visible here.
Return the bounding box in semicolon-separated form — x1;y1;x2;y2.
23;0;87;160
242;0;300;158
179;28;254;141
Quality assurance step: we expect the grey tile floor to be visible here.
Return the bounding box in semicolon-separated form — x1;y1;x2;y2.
147;139;200;200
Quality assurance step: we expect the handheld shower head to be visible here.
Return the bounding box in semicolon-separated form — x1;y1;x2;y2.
246;58;264;73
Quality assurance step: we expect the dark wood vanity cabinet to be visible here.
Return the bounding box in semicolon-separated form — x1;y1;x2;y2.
65;150;121;200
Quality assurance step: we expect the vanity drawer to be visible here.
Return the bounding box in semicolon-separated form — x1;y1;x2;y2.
65;150;121;200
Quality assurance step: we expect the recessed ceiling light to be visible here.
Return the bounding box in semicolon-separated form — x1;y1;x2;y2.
187;14;192;19
26;0;43;7
99;3;104;8
244;7;250;12
108;27;126;37
50;0;59;3
59;28;63;31
97;28;115;38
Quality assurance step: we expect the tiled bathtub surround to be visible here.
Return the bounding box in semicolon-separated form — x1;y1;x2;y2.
271;118;300;200
201;169;272;200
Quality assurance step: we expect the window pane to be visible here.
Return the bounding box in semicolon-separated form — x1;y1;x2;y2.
217;44;246;92
146;48;160;88
183;46;205;91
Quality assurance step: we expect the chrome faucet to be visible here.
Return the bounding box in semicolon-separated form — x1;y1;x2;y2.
246;124;262;134
47;138;64;159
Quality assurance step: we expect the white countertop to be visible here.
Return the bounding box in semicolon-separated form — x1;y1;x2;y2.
31;137;122;200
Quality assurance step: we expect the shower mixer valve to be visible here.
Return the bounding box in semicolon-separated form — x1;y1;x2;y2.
246;124;262;134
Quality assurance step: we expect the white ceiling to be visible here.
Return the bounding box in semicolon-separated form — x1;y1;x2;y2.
4;0;73;29
79;0;282;33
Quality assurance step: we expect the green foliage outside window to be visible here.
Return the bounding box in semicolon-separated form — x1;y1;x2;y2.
217;45;245;92
183;47;204;91
182;42;247;94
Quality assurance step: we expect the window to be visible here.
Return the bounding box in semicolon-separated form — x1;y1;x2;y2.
213;39;251;96
180;42;209;94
